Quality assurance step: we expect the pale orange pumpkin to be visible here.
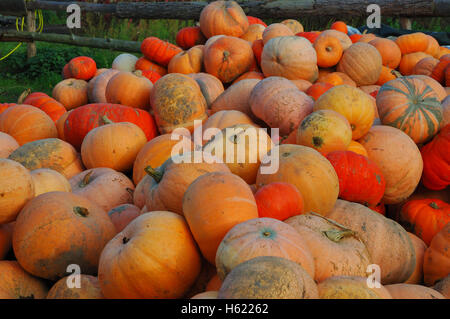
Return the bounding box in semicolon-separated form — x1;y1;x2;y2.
412;57;440;77
240;24;265;44
0;261;48;299
281;19;304;34
107;204;141;233
187;72;225;108
317;29;352;50
87;69;120;103
0;132;19;158
30;168;71;196
168;45;204;74
368;38;402;69
262;23;294;45
52;78;88;110
399;52;431;76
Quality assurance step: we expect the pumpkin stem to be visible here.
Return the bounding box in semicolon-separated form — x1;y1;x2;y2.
73;206;89;217
323;229;356;242
79;171;93;188
123;237;130;244
17;88;31;104
144;166;163;183
101;115;114;125
390;70;402;78
429;202;439;209
126;188;134;197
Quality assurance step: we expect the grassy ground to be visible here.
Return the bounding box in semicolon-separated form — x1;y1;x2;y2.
0;10;448;103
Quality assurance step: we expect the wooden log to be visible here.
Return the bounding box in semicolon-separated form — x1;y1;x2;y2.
27;11;37;59
24;0;450;18
0;0;27;16
0;31;141;53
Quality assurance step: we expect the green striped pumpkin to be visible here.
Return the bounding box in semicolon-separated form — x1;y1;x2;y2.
376;76;442;144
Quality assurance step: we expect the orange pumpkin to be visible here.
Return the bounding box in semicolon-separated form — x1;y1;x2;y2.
376;66;398;85
399;52;431;76
305;82;334;100
368;38;402;69
46;275;104;299
0;223;14;260
134;57;167;75
347;140;368;157
0;104;57;145
22;92;66;123
199;1;249;38
183;171;258;264
140;37;182;67
30;168;71;196
424;35;440;58
296;110;352;155
317;30;352;50
52;78;88;110
412;56;440;77
231;71;264;84
0;132;19;158
0;261;48;299
87;69;120;103
261;36;318;82
187;72;225;108
240;24;265;44
281;19;304;34
13;191;116;280
262;23;294;45
314;35;343;68
423;222;450;286
314;85;376;140
215;217;315;280
168;45;204;74
105;71;153;110
107;204;141;233
405;232;427;284
176;26;207;50
150;73;208;134
395;32;429;55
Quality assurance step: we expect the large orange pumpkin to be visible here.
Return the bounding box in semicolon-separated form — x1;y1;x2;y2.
98;211;202;298
368;38;402;69
376;76;442;144
150;73;208;134
0;104;57;145
22;92;67;123
314;34;343;68
199;1;249;38
183;171;258;264
399;52;431;76
256;144;339;215
13;191;116;280
0;261;48;299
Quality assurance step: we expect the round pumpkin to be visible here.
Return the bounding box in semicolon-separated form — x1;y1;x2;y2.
262;23;294;45
317;29;352;50
30;168;71;196
323;200;417;284
412;57;440;77
314;34;343;68
358;125;423;204
8;138;84;179
81;119;147;172
0;261;48;299
218;256;318;299
107;204;141;234
22;92;66;123
317;276;392;299
168;45;204;74
423;222;450;286
46;275;103;299
112;53;138;72
286;213;372;283
337;42;382;86
150;73;208;134
144;152;230;216
98;211;202;298
296;110;352;155
183;171;258;264
385;283;445;299
0;159;35;224
314;84;375;140
199;1;249;39
0;104;57;145
368;38;402;69
52;78;88;110
0;132;19;158
261;36;318;82
256;144;339;215
281;19;304;34
67;56;97;81
412;74;447;102
176;26;206;49
105;71;153;110
13;191;116;280
70;167;134;213
187;72;225;108
249;76;314;136
399;52;431;76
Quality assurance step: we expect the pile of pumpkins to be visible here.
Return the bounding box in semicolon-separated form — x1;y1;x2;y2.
0;0;449;299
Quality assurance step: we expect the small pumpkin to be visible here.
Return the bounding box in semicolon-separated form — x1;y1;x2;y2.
399;52;431;76
346;140;368;157
317;29;352;50
134;57;167;75
375;66;398;85
52;78;88;110
262;23;294;45
247;16;267;27
330;21;348;34
67;56;97;81
281;19;304;34
314;34;343;68
111;53;138;72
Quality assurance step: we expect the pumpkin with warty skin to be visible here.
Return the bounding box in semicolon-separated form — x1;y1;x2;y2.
405;232;427;284
215;217;315;280
204;36;255;83
285;213;372;283
150;73;208;134
358;126;423;204
105;71;153;110
144;152;230;216
297;110;352;155
134;57;167;75
337;42;382;86
133;133;194;185
0;132;19;158
0;104;58;145
0;223;14;260
98;211;202;299
324;200;417;284
317;276;392;299
13;191;116;280
107;204;141;234
261;36;318;82
168;45;204;74
70;167;135;213
0;159;35;224
326;150;386;207
87;69;120;103
0;261;49;299
22;92;66;123
218;256;318;299
385;284;444;299
256;144;339;215
187;72;224;108
176;26;206;49
52;78;88;110
183;171;258;264
420;124;450;190
140;37;182;67
423;222;450;286
254;182;304;220
8;138;84;179
67;56;97;81
398;199;450;246
63;103;157;150
30;168;71;196
199;1;249;39
314;85;375;140
250;76;314;136
46;275;103;299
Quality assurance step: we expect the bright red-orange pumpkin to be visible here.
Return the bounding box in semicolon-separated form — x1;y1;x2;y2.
134;57;167;76
140;37;183;67
67;56;97;81
247;16;267;27
254;182;304;220
331;21;348;34
22;92;66;123
176;26;206;49
306;82;334;100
